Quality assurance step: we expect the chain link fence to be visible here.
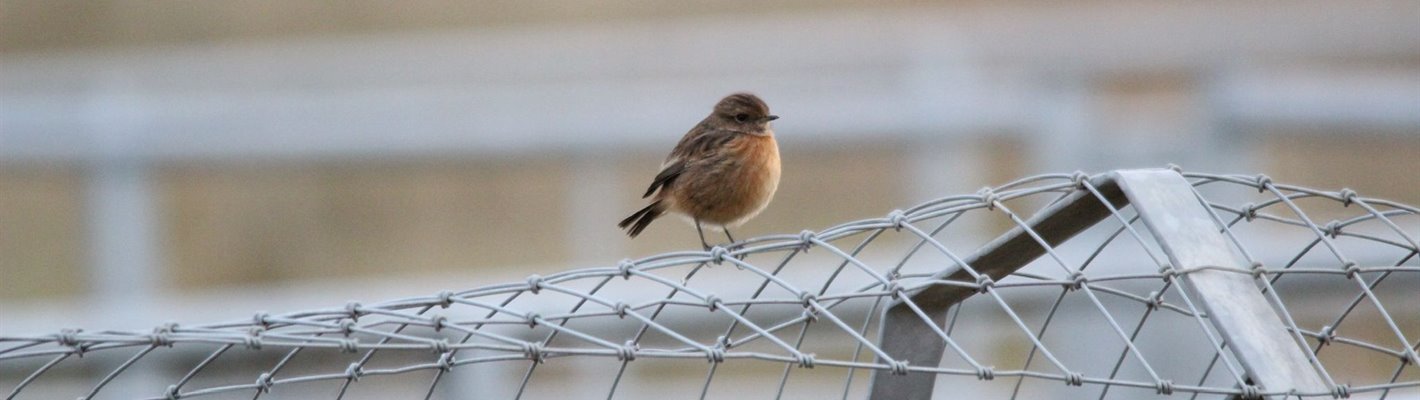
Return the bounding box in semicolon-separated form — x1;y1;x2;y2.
2;168;1416;399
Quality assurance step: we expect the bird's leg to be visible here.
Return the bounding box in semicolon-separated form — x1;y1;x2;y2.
695;219;711;251
723;228;745;260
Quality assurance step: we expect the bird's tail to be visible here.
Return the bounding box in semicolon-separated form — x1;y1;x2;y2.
618;201;665;238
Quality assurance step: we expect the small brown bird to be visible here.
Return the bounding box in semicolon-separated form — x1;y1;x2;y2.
619;93;781;250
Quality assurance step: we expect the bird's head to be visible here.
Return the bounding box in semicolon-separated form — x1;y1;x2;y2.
711;93;778;135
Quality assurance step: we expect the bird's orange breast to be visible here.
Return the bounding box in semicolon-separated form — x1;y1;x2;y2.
669;133;780;227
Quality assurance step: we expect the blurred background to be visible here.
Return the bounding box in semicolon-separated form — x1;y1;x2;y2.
2;1;1418;399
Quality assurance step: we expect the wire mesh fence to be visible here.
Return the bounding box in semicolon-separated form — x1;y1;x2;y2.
2;168;1416;399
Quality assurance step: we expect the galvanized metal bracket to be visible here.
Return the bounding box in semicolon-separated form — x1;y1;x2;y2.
867;169;1328;399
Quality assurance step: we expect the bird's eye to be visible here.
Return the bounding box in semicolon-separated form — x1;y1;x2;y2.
734;113;749;122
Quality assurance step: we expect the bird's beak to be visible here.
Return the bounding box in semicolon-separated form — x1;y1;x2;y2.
764;115;779;122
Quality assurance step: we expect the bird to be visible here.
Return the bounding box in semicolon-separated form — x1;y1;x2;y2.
618;93;781;251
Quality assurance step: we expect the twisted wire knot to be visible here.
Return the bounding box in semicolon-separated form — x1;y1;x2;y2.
1317;325;1336;346
1071;171;1091;189
884;281;903;299
798;230;817;250
337;338;359;353
522;342;546;363
885;209;907;231
1323;220;1344;238
1155;379;1174;395
1067;271;1087;291
253;312;271;327
1166;163;1184;173
345;301;362;320
1240;385;1261;399
975;366;995;381
436;352;456;372
338;318;357;335
244;327;264;350
708;246;729;264
975;275;995;294
1064;372;1084;386
255;373;274;394
616;259;636;280
148;331;173;348
717;335;733;349
1255;174;1273;192
1158;265;1177;282
436;290;455;308
1337;188;1358;207
1250;261;1267;279
524;312;541;328
795;352;816;369
802;307;820;323
888;360;910;376
703;294;721;311
798;291;817;307
56;328;81;348
429;314;448;332
1240;202;1259;222
704;346;726;363
430;338;450;354
164;384;182;400
612;302;630;318
617;341;639;362
525;274;543;294
977;188;999;211
1145;291;1164;311
1342;261;1361;280
1332;383;1351;398
344;362;363;382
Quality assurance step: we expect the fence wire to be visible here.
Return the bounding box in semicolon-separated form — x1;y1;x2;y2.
2;169;1417;399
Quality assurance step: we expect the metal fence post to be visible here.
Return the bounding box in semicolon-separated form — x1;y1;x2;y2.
1111;170;1328;398
869;169;1328;399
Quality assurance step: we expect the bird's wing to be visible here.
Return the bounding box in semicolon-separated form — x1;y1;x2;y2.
670;127;738;160
642;126;737;198
642;159;684;198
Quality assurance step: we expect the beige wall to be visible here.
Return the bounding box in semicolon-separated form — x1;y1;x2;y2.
1262;132;1420;203
0;165;87;300
161;158;571;289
